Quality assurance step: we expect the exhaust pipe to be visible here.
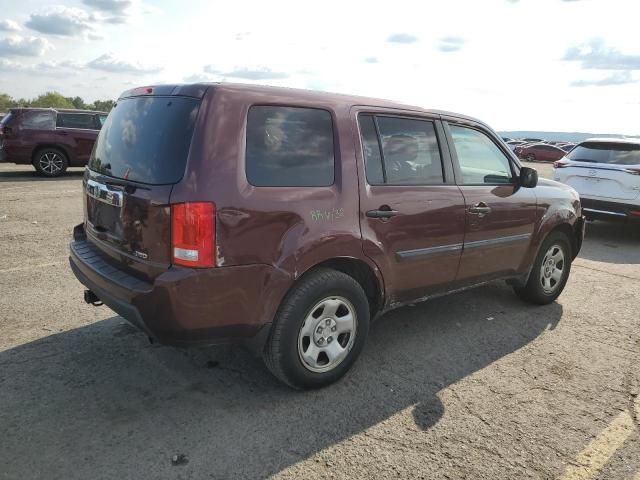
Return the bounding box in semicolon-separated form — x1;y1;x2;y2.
84;290;103;307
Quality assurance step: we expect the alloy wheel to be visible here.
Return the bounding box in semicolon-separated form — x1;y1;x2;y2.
39;152;64;176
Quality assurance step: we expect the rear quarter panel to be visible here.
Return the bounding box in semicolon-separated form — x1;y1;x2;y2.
4;114;55;164
169;86;378;328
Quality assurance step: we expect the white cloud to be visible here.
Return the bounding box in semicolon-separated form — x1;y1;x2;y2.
0;19;22;32
438;36;465;53
203;65;289;80
387;33;417;44
25;6;94;36
0;58;27;71
87;53;162;74
571;71;637;87
564;38;640;70
0;35;52;56
83;0;132;14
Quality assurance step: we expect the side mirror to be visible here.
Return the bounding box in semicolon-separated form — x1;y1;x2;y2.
520;166;538;188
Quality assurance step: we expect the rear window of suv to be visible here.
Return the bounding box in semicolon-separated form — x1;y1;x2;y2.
89;96;200;184
568;142;640;165
246;106;335;187
22;110;55;130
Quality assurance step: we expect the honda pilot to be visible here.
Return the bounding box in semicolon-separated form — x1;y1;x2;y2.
69;83;585;389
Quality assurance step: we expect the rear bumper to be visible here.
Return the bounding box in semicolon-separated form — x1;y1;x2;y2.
69;224;290;347
581;197;640;224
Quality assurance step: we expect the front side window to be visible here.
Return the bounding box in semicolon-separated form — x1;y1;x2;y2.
450;125;513;185
56;113;97;130
246;106;334;187
21;111;54;130
358;114;445;185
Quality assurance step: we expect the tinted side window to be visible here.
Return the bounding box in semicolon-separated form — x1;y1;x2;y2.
21;111;54;130
98;115;108;127
358;115;384;184
57;113;97;129
450;125;513;185
246;106;334;187
377;116;444;185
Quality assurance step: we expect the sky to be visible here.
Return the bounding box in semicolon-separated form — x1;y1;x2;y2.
0;0;638;134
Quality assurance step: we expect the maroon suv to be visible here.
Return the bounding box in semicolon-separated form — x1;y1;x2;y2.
0;107;107;177
69;83;585;389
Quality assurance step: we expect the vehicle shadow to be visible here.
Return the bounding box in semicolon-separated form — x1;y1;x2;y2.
0;282;562;479
0;168;84;182
578;220;640;264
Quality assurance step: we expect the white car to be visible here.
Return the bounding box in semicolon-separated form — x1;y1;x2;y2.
553;138;640;223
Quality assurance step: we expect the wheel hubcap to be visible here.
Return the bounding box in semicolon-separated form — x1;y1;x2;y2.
298;296;357;373
39;152;63;175
540;244;565;294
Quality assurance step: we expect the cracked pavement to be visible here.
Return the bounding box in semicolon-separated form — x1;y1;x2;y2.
0;162;638;479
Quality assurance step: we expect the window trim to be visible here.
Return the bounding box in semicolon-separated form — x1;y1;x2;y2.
244;104;338;188
356;112;449;187
444;121;519;187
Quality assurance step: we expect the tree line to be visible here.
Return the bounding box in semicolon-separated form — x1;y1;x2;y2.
0;91;114;113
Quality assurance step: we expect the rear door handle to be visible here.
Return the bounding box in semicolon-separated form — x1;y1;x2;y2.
366;208;399;219
468;202;491;215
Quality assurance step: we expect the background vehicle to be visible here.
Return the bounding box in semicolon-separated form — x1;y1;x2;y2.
0;107;107;177
70;83;584;389
517;143;566;162
553;138;640;223
507;140;528;151
559;143;576;152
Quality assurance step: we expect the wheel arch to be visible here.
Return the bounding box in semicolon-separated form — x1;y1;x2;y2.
32;144;72;164
294;256;385;319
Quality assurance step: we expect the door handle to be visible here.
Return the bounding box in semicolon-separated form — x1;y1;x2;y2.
58;131;69;136
366;207;399;219
468;202;491;215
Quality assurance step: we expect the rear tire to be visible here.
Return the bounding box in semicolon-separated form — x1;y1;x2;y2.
514;231;572;305
33;148;68;177
263;268;370;389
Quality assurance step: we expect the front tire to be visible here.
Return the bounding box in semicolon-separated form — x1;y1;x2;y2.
33;148;68;177
514;231;572;305
526;153;536;161
263;268;370;389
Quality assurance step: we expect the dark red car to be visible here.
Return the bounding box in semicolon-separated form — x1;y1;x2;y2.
0;108;107;177
516;143;567;162
69;83;585;389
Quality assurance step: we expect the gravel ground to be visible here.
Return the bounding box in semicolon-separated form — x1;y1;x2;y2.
0;162;638;480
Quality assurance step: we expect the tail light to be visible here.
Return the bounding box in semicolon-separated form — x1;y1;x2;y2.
623;167;640;175
171;202;215;268
629;210;640;217
554;160;569;168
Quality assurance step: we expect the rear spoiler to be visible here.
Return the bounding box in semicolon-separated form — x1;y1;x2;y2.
118;84;212;100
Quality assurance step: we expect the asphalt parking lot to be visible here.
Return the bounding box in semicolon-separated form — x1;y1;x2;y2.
1;161;639;480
